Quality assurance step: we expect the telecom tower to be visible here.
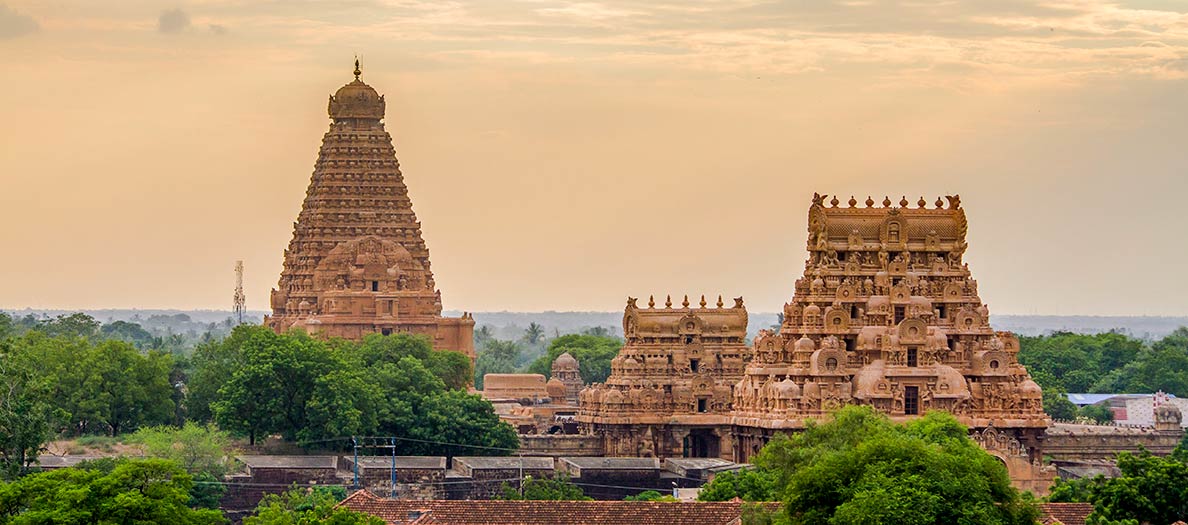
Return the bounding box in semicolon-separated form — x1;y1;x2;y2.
233;260;246;325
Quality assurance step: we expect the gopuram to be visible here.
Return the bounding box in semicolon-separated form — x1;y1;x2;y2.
579;194;1051;491
265;61;474;360
579;295;752;458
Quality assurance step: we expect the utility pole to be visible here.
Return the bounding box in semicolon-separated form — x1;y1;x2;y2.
233;260;246;325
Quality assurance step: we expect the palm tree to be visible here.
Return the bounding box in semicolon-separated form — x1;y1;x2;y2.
524;322;545;345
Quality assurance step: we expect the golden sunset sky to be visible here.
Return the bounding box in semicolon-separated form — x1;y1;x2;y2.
0;0;1185;315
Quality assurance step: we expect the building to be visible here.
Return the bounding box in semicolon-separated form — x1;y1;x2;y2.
579;194;1051;492
481;353;585;435
265;61;474;360
579;295;752;458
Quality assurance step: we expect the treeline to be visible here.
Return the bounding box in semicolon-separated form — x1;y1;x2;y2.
1018;327;1188;421
471;322;621;390
0;312;517;480
0;311;236;353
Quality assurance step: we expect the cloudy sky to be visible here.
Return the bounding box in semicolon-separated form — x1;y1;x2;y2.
0;0;1185;316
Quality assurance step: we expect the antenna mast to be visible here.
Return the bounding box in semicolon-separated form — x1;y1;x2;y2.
233;260;246;325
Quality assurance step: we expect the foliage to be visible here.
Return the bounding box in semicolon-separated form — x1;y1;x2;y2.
1078;403;1115;424
474;339;522;389
0;343;62;480
0;458;226;524
244;486;382;525
498;474;591;501
702;406;1038;525
698;468;780;502
1049;445;1188;524
524;322;545;345
195;326;514;455
129;422;235;478
624;490;677;502
1043;389;1079;421
1020;329;1188;398
526;334;623;383
100;320;157;348
3;331;175;437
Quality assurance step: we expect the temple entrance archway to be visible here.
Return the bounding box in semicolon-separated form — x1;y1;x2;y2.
683;429;720;458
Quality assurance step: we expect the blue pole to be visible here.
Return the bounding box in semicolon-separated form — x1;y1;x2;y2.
390;437;396;498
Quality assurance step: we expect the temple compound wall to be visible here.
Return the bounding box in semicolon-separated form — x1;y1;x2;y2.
579;195;1051;493
264;62;473;361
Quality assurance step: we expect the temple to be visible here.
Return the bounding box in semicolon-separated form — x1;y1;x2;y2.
579;294;752;458
578;194;1051;491
265;61;474;360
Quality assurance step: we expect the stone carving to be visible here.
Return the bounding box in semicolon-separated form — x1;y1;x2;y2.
725;195;1048;468
265;62;474;362
578;296;752;459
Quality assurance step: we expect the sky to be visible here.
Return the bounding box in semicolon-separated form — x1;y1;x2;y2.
0;0;1186;316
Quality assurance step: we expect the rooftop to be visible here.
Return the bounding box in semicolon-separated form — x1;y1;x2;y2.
237;455;338;469
561;457;660;470
452;457;554;470
346;456;447;470
338;491;774;525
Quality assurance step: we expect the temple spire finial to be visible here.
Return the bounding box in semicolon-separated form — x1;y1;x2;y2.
353;56;361;80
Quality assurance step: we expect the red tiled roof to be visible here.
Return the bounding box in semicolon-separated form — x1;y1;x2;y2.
1039;503;1094;525
338;490;771;525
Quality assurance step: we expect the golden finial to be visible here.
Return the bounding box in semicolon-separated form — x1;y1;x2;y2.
700;295;707;308
717;295;724;308
665;295;673;308
353;56;361;80
682;295;690;308
648;295;655;308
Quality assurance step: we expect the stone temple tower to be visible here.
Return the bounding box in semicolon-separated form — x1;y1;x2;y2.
266;60;474;361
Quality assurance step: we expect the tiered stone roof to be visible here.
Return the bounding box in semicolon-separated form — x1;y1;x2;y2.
265;62;473;358
733;194;1047;432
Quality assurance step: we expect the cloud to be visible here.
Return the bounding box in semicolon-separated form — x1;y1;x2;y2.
0;3;39;39
158;8;191;34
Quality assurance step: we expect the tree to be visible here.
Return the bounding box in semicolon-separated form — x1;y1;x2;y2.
498;474;590;501
703;406;1038;525
100;320;156;348
524;322;545;345
129;422;235;478
474;325;494;346
624;490;677;502
1078;403;1115;424
36;313;101;339
698;468;779;502
526;334;622;383
0;313;13;340
400;390;518;457
245;486;382;525
425;350;474;390
0;458;226;524
474;339;521;389
0;346;62;480
1043;390;1078;421
54;339;175;436
1049;445;1188;524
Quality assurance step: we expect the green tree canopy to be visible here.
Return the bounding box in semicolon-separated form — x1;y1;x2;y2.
700;406;1038;525
498;474;590;501
526;334;622;383
0;458;225;524
1050;443;1188;524
245;486;382;525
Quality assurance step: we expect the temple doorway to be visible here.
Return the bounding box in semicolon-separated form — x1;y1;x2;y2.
683;429;720;458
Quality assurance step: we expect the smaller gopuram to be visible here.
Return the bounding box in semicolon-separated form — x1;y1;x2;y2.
579;295;752;459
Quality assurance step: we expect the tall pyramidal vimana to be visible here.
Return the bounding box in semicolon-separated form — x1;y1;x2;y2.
266;61;474;360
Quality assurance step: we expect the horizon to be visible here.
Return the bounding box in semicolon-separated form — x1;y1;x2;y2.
2;1;1186;316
